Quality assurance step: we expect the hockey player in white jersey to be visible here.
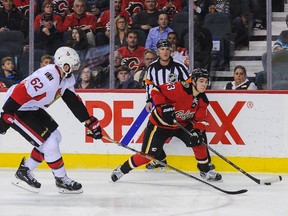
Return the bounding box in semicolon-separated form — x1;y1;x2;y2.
0;47;103;194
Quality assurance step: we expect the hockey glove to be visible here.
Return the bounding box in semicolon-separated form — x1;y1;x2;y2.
0;112;14;134
161;104;175;125
85;116;103;139
188;129;204;147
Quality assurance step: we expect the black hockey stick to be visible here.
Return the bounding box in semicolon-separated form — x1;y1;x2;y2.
102;135;247;195
173;120;282;185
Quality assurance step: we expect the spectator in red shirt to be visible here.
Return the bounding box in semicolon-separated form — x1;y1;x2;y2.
118;30;146;75
63;0;96;46
34;0;63;32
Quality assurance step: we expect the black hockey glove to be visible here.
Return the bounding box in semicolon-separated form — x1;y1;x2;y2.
85;116;103;139
161;104;175;125
188;129;204;147
0;112;14;134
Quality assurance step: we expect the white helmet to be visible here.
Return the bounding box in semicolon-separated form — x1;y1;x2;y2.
54;46;80;78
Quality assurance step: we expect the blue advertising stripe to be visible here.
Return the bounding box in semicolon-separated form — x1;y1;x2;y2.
120;106;149;145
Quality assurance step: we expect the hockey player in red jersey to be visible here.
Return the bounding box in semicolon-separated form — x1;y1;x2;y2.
111;68;222;182
0;47;102;194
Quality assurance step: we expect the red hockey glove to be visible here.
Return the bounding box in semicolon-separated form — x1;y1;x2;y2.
0;112;14;134
188;129;204;147
85;116;102;139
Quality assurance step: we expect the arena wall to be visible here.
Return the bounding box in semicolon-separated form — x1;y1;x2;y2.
0;90;288;173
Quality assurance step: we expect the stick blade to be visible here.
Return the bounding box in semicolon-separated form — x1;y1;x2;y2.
222;189;248;195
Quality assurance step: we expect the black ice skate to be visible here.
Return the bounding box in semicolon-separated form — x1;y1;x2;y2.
12;157;41;193
200;170;222;182
145;159;167;171
111;166;125;182
55;175;83;194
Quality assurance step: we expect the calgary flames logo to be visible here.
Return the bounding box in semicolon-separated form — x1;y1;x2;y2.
125;2;144;16
121;57;141;73
52;0;69;16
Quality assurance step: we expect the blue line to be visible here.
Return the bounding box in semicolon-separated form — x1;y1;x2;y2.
121;106;149;145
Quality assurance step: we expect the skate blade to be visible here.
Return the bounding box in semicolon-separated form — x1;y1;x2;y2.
11;179;40;193
146;167;167;172
57;187;83;194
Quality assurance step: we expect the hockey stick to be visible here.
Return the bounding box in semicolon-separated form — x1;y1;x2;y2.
102;135;248;195
173;120;282;185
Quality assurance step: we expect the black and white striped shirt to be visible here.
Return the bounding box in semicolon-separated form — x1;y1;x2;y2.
145;57;191;102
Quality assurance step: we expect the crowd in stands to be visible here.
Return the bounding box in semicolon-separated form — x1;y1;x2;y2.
0;0;284;90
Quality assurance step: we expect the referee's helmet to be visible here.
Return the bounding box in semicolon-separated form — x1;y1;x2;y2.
156;39;171;49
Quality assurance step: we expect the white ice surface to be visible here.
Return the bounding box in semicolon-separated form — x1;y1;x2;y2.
0;169;286;216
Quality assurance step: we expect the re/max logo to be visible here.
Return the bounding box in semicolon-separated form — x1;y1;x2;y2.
85;100;247;145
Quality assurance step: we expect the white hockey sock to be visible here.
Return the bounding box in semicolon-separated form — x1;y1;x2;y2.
25;157;41;171
52;166;67;178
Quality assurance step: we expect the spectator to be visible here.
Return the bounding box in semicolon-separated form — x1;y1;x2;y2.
184;0;211;23
134;49;157;88
95;0;132;46
132;0;160;37
66;27;90;62
114;65;141;89
114;15;129;49
167;31;188;65
118;30;146;75
75;65;96;89
145;12;173;52
224;65;257;90
34;0;64;33
0;0;28;36
0;56;22;88
23;13;63;55
180;14;212;70
272;16;288;52
63;0;96;47
40;54;53;67
88;2;108;22
114;50;123;70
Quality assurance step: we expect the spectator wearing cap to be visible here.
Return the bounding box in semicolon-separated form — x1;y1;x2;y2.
145;12;173;52
34;0;64;32
23;13;63;55
114;64;141;89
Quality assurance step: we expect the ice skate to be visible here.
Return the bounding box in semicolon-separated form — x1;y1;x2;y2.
111;166;125;182
200;170;222;182
145;159;167;171
55;175;83;194
12;157;41;193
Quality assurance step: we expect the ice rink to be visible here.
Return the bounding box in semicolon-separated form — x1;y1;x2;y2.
0;169;286;216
